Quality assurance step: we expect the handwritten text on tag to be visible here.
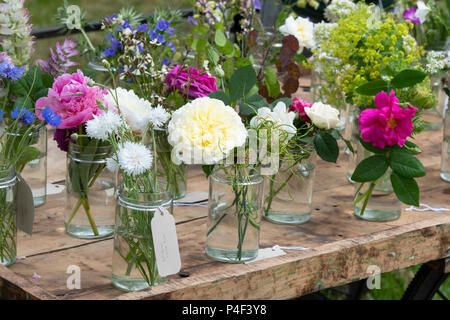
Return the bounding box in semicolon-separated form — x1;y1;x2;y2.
151;207;181;277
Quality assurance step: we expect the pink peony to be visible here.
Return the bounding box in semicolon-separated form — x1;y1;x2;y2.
166;65;217;98
359;90;417;149
35;70;110;129
289;97;312;122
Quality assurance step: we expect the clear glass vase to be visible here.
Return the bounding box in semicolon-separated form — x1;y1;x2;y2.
441;106;450;182
423;74;447;131
0;167;17;267
346;108;361;183
206;166;263;263
263;148;316;225
143;128;187;200
112;188;172;292
353;146;402;222
65;138;115;239
3;127;47;207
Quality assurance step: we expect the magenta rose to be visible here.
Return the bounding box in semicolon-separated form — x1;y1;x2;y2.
166;65;217;98
35;69;110;129
289;97;312;122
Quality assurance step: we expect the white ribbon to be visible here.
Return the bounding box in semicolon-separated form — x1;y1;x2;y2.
272;244;310;251
405;203;450;213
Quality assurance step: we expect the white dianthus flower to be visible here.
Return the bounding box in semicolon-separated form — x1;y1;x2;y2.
150;105;171;129
85;110;124;141
250;102;297;141
104;87;153;132
117;141;153;176
167;97;247;165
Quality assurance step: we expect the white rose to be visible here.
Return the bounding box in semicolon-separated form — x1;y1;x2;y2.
415;1;430;23
304;102;343;130
279;16;315;53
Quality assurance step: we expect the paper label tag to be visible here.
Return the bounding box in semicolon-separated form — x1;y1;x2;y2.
151;207;181;277
16;174;35;235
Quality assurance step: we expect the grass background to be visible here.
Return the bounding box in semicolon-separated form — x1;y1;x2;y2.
24;0;449;301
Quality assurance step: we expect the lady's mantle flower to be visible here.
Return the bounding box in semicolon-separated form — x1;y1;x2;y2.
324;0;356;23
278;16;315;53
167;97;247;165
117;141;153;176
359;90;417;149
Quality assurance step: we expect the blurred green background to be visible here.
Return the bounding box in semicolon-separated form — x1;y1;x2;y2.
25;0;448;301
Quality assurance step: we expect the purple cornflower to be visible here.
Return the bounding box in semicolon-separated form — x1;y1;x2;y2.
103;48;116;57
161;57;170;65
136;23;148;32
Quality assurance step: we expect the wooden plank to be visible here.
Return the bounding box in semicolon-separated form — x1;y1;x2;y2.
0;265;56;300
110;215;449;300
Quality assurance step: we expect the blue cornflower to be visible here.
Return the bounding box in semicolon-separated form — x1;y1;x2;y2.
155;19;170;32
103;48;116;57
0;62;25;81
11;107;26;120
21;111;35;125
117;19;133;32
110;39;122;51
42;106;62;127
0;109;5;122
187;16;198;26
136;23;148;32
166;28;174;36
161;57;170;65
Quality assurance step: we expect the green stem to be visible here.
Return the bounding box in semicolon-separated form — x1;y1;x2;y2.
65;198;82;232
80;198;99;236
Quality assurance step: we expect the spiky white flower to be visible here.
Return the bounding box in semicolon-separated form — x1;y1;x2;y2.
106;157;119;172
415;1;430;23
117;141;153;176
85;110;124;141
150;105;171;129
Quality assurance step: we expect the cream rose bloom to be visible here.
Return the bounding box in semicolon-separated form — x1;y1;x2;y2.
250;101;296;140
279;16;315;52
167;97;247;165
304;102;343;130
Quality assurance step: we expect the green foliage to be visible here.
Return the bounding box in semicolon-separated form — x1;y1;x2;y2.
391;69;427;89
313;132;339;163
351;155;389;182
228;65;257;102
389;149;426;178
390;172;419;206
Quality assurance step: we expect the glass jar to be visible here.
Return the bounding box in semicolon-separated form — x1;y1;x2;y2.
143;128;187;200
112;188;173;292
353;145;402;222
65;137;115;239
3;127;47;207
206;166;263;263
0;167;17;267
441;105;450;182
423;74;446;131
263;148;316;225
346;108;361;183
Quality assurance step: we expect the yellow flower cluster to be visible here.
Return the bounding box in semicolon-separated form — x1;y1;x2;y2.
313;4;423;105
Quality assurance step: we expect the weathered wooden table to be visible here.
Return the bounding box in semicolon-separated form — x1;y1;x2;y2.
0;125;449;300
